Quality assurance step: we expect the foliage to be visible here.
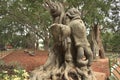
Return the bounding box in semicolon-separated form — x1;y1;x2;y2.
107;0;120;32
0;0;119;50
110;33;120;51
0;60;29;80
0;0;51;49
102;32;120;51
64;0;111;26
0;69;29;80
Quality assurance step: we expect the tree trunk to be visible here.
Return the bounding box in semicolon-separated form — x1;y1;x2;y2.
89;29;99;59
90;24;105;59
29;1;97;80
44;37;50;50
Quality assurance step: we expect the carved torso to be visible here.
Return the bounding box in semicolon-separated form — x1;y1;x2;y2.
69;19;90;47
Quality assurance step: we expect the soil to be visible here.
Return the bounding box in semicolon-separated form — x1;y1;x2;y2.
1;50;48;72
1;50;110;77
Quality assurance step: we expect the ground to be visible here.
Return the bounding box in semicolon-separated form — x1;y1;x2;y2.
1;50;110;78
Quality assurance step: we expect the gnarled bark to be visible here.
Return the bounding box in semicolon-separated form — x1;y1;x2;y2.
30;1;96;80
90;24;105;59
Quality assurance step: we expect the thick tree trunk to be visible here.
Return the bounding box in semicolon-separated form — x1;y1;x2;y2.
90;24;105;59
89;32;99;59
29;1;97;80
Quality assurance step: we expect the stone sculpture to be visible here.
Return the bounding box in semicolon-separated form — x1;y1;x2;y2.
30;0;96;80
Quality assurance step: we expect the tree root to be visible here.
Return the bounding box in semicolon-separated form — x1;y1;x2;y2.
29;55;96;80
29;63;96;80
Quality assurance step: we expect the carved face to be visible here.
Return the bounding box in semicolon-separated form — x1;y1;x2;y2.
62;14;70;25
65;8;81;20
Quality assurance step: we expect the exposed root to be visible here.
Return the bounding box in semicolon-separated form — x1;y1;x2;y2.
30;64;97;80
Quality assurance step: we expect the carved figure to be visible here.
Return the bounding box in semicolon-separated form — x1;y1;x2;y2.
65;8;93;67
30;1;96;80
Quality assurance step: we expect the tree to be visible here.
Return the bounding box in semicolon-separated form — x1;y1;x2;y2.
108;0;120;32
102;32;113;51
110;33;120;51
102;0;120;52
30;1;97;80
0;0;52;49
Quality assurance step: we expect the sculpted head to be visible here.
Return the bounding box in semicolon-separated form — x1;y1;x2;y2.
66;8;81;20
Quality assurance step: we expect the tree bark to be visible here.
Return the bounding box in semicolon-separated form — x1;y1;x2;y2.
44;36;50;50
90;24;105;59
89;29;99;59
29;1;97;80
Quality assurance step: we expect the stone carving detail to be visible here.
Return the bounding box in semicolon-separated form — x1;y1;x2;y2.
30;0;96;80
